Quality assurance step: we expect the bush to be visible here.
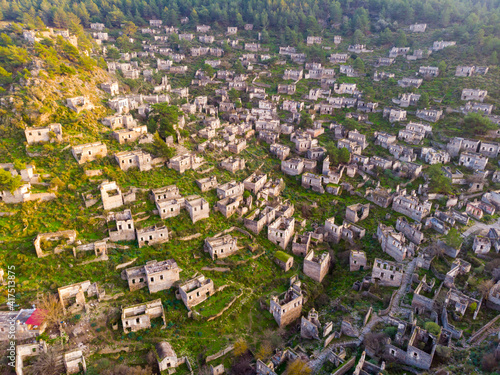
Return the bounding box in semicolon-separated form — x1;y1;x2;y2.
384;326;398;339
424;321;441;335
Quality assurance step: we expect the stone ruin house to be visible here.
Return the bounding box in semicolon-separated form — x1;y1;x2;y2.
25;123;63;144
112;125;150;144
459;151;488;170
487;281;500;311
107;209;135;241
123;259;182;293
268;216;295;249
156;341;179;372
15;341;48;375
217;181;244;199
244;173;267;193
395;216;424;245
307;36;322;45
410;23;427;32
63;350;86;375
58;280;102;314
301;308;332;340
220;156;246;173
136;225;169;248
269;278;303;327
411;275;438;315
461;88;487;102
392;190;432;222
196;176;218;192
98;179;128;210
71;142;107;164
304;251;331;282
455;65;489;77
278;84;296;95
329;53;349;63
324;217;366;244
345;203;370;223
281;158;305;176
244;206;277;234
121;299;165;332
274;251;294;272
259;178;286;200
178;274;215;308
151;185;184;219
168;153;204;174
416;109;443;122
74;240;109;261
384;108;407;122
365;186;394;208
216;195;243;218
350;250;367;271
228;138;247;154
473;235;491;254
185;196;210;223
466;200;484;220
371;258;404;287
374;132;397;148
418;66;439;77
66;96;94;113
204;235;238;260
377;223;416;262
101;81;119;96
292;232;312;256
114;150;161;171
301;173;324;193
386;326;437;370
420;147;450;165
398;77;423;88
34;230;77;258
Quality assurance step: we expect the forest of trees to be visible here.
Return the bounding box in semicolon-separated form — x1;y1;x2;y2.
1;0;500;44
0;0;499;64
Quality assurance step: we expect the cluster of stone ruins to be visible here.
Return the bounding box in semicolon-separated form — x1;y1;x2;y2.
3;17;500;375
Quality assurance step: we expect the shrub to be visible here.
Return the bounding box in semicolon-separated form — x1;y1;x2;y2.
424;321;441;336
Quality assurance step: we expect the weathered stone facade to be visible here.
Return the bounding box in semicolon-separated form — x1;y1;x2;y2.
107;209;135;241
25;123;63;144
377;223;416;262
185;196;210;223
217;181;244;199
346;203;370;223
125;259;180;293
244;207;276;234
268;217;295;249
136;225;169;248
204;235;238;260
392;190;432;222
121;299;165;332
371;258;404;287
303;251;330;282
72;142;107;164
269;280;303;327
349;250;367;271
395;217;424;245
281;158;304;176
178;274;215;308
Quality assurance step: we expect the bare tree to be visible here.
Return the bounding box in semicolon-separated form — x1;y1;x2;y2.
37;293;64;329
256;341;273;361
364;333;389;358
285;358;312;375
233;338;248;357
29;348;64;375
478;279;495;298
